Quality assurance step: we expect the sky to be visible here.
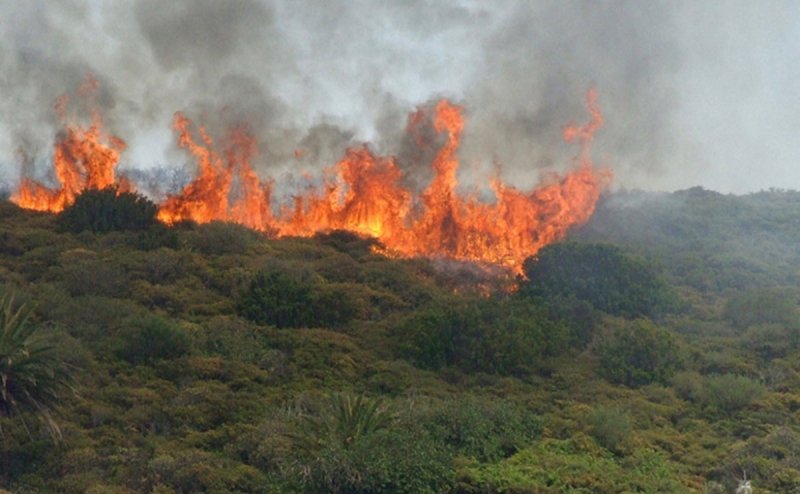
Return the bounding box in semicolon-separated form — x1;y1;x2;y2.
0;0;799;194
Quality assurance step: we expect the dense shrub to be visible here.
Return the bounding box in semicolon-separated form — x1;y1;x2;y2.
117;315;191;365
585;407;632;454
56;186;158;233
290;394;452;494
596;319;682;387
188;221;260;255
521;242;679;318
395;298;567;375
297;428;453;494
238;270;360;329
723;288;798;330
701;374;766;414
59;251;130;298
421;397;543;462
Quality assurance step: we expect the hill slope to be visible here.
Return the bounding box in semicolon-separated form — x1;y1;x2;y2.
0;189;799;493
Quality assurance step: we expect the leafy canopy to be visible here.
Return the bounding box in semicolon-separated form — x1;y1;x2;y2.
521;242;678;318
56;186;158;233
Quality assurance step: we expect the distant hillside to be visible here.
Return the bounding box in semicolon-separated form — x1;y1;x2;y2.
572;187;800;291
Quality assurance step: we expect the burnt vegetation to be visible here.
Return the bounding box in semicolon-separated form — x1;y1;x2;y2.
1;187;800;492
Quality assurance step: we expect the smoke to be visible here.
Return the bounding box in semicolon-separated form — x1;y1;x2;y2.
0;0;798;193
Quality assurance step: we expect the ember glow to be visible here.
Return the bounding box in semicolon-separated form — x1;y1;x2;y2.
13;88;611;273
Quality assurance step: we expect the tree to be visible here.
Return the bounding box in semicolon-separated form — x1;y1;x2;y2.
56;186;158;233
0;292;73;442
520;242;679;318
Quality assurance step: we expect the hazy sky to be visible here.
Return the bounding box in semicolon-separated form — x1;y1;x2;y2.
1;0;798;194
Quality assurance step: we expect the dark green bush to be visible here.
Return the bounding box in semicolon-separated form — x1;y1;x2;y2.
421;396;543;462
117;315;191;365
521;242;679;318
395;298;567;375
596;319;682;387
238;271;360;329
56;186;158;233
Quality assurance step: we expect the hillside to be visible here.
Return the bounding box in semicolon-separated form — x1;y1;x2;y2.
1;188;799;493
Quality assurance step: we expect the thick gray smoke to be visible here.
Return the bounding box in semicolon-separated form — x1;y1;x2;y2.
0;0;798;193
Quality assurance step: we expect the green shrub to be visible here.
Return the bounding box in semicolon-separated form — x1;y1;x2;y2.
59;252;130;298
585;407;632;454
238;271;360;329
701;374;766;414
289;394;452;494
297;428;452;494
421;396;543;462
117;315;191;365
56;186;158;233
596;319;682;387
521;242;679;318
723;288;797;330
396;298;566;375
188;221;259;255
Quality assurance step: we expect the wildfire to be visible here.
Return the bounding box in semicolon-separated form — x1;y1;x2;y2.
11;81;128;212
12;85;611;274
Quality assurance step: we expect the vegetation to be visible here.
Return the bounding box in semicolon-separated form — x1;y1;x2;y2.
595;319;683;387
0;293;72;441
521;242;679;318
56;186;158;233
0;187;800;492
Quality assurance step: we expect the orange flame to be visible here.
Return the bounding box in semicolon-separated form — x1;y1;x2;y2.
11;83;128;212
157;90;611;273
157;113;275;230
12;85;610;274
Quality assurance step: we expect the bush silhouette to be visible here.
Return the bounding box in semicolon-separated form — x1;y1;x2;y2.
57;186;158;233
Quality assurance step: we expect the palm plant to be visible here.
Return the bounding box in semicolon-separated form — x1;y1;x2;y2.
0;292;73;442
292;393;393;453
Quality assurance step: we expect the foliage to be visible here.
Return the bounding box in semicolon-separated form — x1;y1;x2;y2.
296;427;453;494
585;406;632;454
595;319;682;387
238;270;360;329
116;315;191;365
421;396;543;462
292;393;393;452
458;438;692;493
0;292;72;441
290;394;452;494
187;221;260;255
3;188;800;491
56;186;158;233
521;242;679;318
700;374;766;414
723;288;798;330
396;297;567;375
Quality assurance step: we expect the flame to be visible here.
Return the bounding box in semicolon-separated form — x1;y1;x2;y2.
157;90;610;273
11;83;128;212
13;85;611;274
157;113;275;230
